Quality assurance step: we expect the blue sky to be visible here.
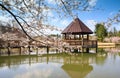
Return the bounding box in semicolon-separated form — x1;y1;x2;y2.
0;0;120;34
77;0;120;31
44;0;120;34
84;0;120;21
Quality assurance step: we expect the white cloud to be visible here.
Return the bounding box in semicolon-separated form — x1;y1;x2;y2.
47;0;56;4
85;20;97;31
42;9;54;17
49;18;70;29
14;68;52;78
60;20;70;29
0;16;10;22
109;12;114;16
13;63;69;78
88;0;97;7
109;11;116;16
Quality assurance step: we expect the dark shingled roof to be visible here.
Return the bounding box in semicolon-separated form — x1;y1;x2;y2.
62;18;93;34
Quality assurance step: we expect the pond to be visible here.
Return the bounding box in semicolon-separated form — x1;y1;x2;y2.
0;48;120;78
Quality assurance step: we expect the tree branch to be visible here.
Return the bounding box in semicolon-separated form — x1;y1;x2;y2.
0;3;34;40
22;0;35;17
60;0;74;18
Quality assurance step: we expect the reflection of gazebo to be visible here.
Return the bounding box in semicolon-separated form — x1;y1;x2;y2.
62;64;93;78
62;18;97;53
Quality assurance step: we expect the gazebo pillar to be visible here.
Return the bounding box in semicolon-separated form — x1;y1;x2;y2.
79;34;81;40
87;34;89;40
64;34;66;40
81;34;84;52
86;34;89;53
73;34;76;40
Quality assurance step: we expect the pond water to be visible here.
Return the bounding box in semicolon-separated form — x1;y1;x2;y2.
0;48;120;78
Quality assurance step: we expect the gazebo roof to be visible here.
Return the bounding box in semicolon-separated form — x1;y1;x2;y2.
62;18;93;34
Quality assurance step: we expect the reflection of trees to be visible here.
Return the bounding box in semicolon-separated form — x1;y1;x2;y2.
0;53;107;73
0;56;38;68
96;48;107;65
119;53;120;56
0;54;95;78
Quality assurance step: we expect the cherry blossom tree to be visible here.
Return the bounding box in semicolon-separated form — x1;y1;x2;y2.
0;0;98;46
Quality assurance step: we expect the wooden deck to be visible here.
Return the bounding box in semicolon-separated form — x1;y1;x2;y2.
63;40;97;48
98;42;115;48
63;39;98;53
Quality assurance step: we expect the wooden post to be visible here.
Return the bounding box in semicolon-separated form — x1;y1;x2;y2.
65;34;66;40
81;34;84;52
19;47;22;55
96;41;98;53
96;47;97;53
87;34;89;40
36;47;38;55
56;48;58;53
0;47;1;56
86;48;89;53
79;34;81;40
28;45;30;55
7;43;10;56
18;41;21;55
47;46;49;54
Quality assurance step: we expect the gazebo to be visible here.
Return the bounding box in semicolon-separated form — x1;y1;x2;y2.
61;18;97;53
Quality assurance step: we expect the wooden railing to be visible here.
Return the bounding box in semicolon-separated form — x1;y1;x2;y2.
63;40;97;48
82;40;97;48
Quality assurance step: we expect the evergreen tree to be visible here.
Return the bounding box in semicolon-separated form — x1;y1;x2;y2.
95;23;107;42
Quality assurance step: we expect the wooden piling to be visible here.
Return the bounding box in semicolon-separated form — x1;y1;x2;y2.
19;47;22;55
86;48;89;53
36;47;38;55
7;43;10;56
47;46;49;54
0;47;1;55
28;45;30;55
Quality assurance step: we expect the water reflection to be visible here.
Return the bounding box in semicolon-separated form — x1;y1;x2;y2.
62;64;93;78
86;52;120;78
0;51;120;78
